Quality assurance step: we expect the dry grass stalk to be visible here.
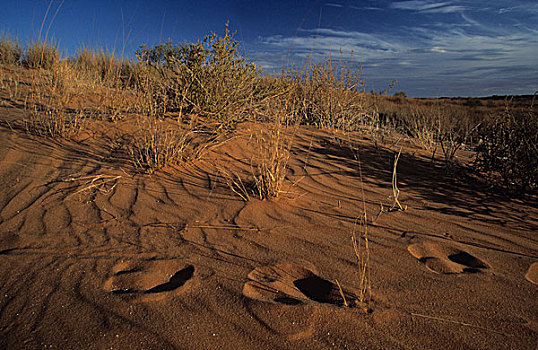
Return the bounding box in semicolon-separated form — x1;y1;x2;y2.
335;279;349;307
352;152;372;307
410;312;510;336
390;148;406;211
62;174;121;198
217;166;251;202
253;124;292;200
352;217;371;306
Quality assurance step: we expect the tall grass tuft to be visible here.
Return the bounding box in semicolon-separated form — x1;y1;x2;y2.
288;53;369;131
23;41;59;70
0;35;23;65
128;117;193;173
253;123;292;199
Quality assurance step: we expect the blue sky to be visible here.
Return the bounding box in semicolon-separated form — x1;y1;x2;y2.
1;0;537;97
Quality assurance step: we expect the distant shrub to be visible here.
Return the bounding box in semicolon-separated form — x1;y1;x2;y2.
0;35;23;65
23;42;59;70
474;103;538;194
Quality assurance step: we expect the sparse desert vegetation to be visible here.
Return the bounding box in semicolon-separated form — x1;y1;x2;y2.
0;31;537;349
1;33;536;194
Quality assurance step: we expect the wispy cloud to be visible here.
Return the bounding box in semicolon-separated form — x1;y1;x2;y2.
390;1;466;13
324;3;344;8
254;1;538;96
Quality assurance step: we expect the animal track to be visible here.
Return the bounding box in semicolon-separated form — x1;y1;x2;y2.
104;259;194;302
242;263;355;306
525;262;538;285
408;242;489;274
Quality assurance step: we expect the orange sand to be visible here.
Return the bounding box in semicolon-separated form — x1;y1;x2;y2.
0;102;537;349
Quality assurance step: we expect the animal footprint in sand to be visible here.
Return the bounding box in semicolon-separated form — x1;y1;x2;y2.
104;259;194;302
408;242;489;274
525;262;538;285
243;263;355;306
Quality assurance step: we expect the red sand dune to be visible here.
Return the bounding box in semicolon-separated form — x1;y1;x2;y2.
0;112;537;349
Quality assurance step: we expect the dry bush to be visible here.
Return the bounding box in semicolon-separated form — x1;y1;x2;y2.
288;54;369;131
474;102;538;194
135;23;260;129
128;116;193;173
0;35;23;65
23;42;59;70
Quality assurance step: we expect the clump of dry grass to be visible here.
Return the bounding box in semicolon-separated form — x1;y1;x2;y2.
219;121;293;201
24;102;87;139
128;116;193;173
287;53;371;131
21;72;88;139
0;35;23;66
71;48;132;88
253;123;292;199
23;41;59;70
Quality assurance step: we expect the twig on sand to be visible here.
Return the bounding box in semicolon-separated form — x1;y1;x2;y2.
410;312;511;336
184;224;292;232
62;174;121;197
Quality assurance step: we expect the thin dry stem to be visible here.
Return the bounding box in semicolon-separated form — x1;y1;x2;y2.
335;279;349;307
391;148;406;211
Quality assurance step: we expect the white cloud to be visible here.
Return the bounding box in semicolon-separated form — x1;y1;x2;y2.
431;46;447;53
